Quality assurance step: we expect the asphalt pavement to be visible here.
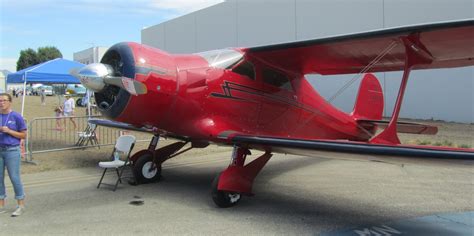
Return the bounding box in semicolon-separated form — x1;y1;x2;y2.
1;151;473;235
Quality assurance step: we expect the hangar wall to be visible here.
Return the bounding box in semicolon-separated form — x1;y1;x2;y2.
141;0;473;123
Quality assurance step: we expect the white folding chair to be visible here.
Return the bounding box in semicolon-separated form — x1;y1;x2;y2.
97;135;136;191
76;123;99;146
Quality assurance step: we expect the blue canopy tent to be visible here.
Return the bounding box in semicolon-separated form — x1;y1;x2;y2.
7;58;84;84
7;58;85;115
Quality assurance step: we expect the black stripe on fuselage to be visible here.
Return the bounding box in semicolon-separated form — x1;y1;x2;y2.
210;81;320;114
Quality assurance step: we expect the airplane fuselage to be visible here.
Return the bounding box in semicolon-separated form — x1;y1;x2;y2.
95;42;370;144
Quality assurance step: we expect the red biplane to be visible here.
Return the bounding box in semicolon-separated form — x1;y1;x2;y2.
72;19;474;207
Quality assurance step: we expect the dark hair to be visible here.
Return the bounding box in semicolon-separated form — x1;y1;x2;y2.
0;93;12;101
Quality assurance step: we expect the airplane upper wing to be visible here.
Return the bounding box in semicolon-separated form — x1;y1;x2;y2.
243;19;474;75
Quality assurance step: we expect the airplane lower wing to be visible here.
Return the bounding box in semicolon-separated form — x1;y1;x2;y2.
230;135;474;160
88;119;153;133
90;116;471;159
87;119;191;141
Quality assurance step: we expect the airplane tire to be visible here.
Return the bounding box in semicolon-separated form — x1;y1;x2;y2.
76;98;82;107
133;153;161;184
211;173;241;208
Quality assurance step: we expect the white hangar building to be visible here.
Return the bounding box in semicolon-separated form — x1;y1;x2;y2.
141;0;473;123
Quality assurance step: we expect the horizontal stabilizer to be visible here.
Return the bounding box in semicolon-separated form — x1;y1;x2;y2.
357;119;438;135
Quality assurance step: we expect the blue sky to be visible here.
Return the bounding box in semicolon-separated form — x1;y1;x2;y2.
0;0;224;72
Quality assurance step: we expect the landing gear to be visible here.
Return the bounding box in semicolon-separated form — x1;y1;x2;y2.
133;151;161;184
76;98;83;107
130;134;192;184
211;173;241;208
130;134;272;208
211;146;272;208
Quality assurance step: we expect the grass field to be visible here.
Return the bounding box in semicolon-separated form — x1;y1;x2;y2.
8;94;473;174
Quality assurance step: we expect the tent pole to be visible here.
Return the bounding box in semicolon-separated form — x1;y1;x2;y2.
21;73;27;116
86;90;91;119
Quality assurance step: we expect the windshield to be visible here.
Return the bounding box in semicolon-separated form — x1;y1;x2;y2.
195;49;243;69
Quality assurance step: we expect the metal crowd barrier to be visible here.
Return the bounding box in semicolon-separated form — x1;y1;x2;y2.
25;116;151;163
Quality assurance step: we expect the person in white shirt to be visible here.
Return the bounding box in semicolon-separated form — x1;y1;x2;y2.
40;89;46;106
63;93;77;130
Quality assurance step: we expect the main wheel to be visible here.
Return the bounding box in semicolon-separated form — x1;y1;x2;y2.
133;153;161;184
211;173;241;208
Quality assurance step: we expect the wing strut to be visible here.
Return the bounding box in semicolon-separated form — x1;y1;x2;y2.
370;34;434;145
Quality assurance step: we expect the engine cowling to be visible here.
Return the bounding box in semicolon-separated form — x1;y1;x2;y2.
94;42;178;128
95;43;135;118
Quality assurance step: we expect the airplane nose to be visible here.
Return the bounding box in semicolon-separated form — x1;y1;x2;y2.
74;63;112;92
71;62;147;95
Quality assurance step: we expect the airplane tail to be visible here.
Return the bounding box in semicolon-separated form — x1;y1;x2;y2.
351;73;384;121
351;74;438;136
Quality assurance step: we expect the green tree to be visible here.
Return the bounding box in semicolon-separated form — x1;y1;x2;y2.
16;46;63;71
16;48;38;71
37;46;63;62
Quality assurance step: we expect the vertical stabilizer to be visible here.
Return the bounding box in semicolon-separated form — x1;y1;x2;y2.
351;74;384;120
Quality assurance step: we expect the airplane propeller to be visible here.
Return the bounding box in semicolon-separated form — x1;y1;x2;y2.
70;63;147;96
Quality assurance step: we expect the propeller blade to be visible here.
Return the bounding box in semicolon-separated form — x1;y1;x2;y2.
104;76;147;96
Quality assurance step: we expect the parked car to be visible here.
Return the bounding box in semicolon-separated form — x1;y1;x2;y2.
39;85;54;96
31;84;44;95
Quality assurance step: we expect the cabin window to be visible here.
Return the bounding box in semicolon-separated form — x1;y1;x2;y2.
262;68;293;91
232;61;255;80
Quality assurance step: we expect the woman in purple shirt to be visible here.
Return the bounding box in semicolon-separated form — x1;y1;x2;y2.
0;93;27;217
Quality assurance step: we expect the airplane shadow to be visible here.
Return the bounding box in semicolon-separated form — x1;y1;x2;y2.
62;154;450;233
127;156;396;232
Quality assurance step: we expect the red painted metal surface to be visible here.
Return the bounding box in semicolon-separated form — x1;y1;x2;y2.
350;73;384;121
87;21;474;201
218;148;272;195
116;43;366;143
97;20;473;157
371;35;434;145
244;22;474;75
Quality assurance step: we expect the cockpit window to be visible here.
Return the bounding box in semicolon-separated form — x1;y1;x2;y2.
263;68;293;91
195;49;243;69
232;61;255;80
